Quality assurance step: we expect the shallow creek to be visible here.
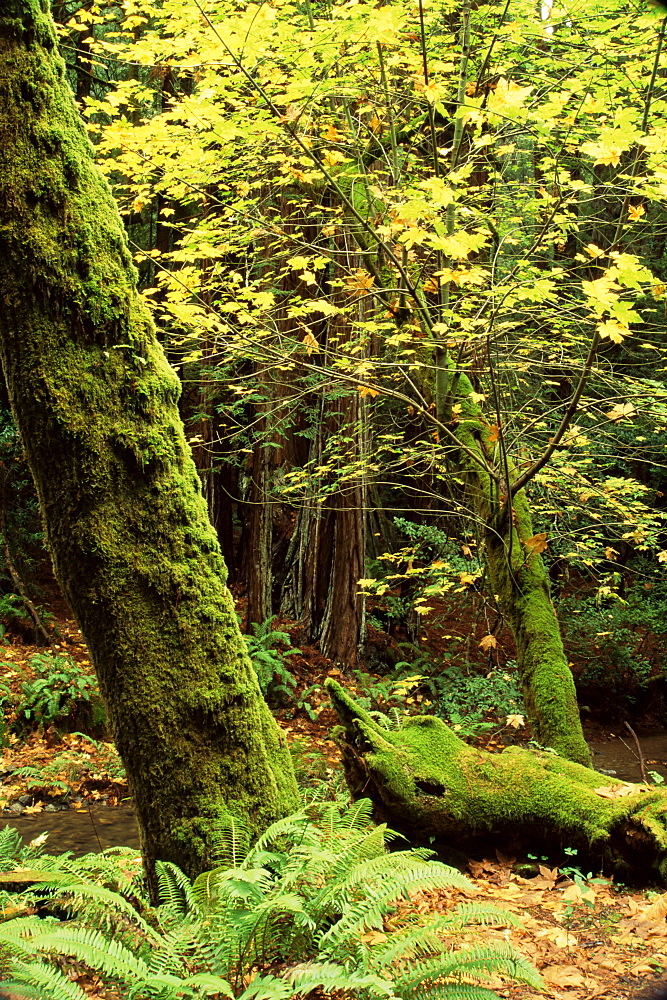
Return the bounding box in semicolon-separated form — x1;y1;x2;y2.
0;732;665;856
1;804;140;855
588;729;667;783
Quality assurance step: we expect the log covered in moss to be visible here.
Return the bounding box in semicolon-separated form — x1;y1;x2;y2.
328;680;667;882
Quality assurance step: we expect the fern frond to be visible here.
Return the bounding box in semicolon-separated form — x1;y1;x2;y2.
339;850;470;898
192;865;273;913
339;798;375;830
287;960;395;998
129;968;206;999
394;944;543;993
317;855;467;942
72;846;145;898
3;959;88;1000
336;825;389;866
248;812;311;860
408;983;502;1000
209;816;251;869
0;914;56;956
367;913;463;967
49;879;163;943
226;892;313;972
0;826;25;869
238;972;293;1000
184;971;234;997
445;902;523;929
147;916;206;977
27;924;151;982
156;860;196;914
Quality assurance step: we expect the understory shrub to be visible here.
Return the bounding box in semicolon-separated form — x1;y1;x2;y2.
7;652;106;735
354;649;524;741
244;616;301;706
433;663;524;731
11;735;125;797
560;589;667;714
0;802;543;1000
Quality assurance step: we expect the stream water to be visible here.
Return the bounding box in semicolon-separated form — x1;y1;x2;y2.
1;804;140;855
0;732;665;856
588;730;667;783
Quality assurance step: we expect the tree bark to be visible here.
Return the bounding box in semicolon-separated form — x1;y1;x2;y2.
246;435;274;627
0;0;300;891
328;680;667;884
449;372;591;767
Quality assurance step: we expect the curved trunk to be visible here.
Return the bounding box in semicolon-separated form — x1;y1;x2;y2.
0;0;299;891
450;375;591;767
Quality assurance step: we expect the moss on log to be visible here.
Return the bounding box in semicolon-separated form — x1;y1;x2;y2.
327;680;667;883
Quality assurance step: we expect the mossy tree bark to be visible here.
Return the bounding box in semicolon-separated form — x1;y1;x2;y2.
446;372;591;767
328;681;667;883
0;0;300;891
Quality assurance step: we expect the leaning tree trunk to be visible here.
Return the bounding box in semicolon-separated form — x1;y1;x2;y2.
328;681;667;884
0;0;300;892
448;372;591;767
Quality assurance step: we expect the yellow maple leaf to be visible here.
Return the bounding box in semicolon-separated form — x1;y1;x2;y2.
398;226;430;250
358;385;379;398
321;124;342;141
524;532;548;555
478;634;498;651
488;77;534;111
302;332;319;355
322;148;346;167
344;268;375;296
423;81;447;104
581;139;624;166
597;319;629;343
605;402;636;422
505;714;525;729
628;203;646;221
597;146;622;166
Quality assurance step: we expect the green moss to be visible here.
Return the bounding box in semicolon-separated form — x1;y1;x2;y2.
0;1;300;891
444;365;590;766
328;681;667;880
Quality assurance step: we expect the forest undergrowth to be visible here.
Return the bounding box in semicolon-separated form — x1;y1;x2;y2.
0;589;666;999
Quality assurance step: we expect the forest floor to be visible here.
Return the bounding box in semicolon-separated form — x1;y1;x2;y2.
0;603;666;1000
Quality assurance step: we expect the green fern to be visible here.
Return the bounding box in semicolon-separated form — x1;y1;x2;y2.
0;801;543;1000
244;616;301;706
2;959;89;1000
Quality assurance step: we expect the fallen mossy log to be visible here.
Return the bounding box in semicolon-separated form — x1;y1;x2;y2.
327;680;667;883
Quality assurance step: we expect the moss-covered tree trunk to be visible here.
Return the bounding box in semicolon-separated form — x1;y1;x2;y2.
328;681;667;883
0;0;300;890
448;375;591;767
